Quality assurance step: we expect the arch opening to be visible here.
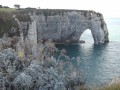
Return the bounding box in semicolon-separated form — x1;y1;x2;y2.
80;29;94;44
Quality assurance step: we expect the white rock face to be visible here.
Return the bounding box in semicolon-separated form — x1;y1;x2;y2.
34;10;109;44
21;10;109;44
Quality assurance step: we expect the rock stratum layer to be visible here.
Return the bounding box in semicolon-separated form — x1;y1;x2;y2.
26;10;109;44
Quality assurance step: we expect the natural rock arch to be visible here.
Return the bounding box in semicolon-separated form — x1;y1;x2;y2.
20;10;109;45
77;20;106;44
79;29;93;43
35;11;109;44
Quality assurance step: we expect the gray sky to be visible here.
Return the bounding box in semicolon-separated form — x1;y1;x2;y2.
0;0;120;18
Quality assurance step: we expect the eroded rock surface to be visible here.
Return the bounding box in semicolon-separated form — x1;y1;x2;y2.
31;10;109;44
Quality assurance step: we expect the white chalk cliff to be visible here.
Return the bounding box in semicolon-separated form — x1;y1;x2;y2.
25;10;109;44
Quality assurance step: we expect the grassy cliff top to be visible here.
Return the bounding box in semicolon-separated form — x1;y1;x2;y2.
0;8;31;37
0;8;16;12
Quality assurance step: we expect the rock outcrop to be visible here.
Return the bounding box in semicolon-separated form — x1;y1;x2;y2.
28;10;109;44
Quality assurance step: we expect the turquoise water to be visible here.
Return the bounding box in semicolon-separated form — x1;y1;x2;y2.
105;18;120;41
56;18;120;87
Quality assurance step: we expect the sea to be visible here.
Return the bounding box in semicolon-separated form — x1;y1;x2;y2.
56;18;120;87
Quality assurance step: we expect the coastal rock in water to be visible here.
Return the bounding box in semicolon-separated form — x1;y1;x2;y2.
27;10;109;44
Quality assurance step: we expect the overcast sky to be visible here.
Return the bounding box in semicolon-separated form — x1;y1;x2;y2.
0;0;120;18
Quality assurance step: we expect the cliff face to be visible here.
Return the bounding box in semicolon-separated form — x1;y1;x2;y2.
30;10;109;44
8;10;109;44
0;9;109;44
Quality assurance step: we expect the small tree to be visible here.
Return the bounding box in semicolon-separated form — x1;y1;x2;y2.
3;6;9;8
0;5;2;8
14;4;20;9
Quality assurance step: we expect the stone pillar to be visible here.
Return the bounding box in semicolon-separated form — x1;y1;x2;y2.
27;13;38;59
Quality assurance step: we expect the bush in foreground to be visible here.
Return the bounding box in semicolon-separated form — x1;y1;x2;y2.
0;40;87;90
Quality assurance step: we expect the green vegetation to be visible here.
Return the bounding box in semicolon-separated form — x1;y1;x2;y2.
0;8;31;21
0;11;19;37
99;83;120;90
0;8;31;37
0;8;16;12
84;82;120;90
